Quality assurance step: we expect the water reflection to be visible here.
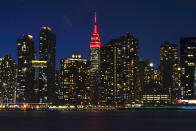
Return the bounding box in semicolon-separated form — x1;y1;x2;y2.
0;111;195;131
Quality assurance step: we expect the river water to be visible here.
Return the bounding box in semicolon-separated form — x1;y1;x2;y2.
0;111;196;131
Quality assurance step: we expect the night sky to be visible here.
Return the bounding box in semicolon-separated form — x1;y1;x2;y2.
0;0;196;68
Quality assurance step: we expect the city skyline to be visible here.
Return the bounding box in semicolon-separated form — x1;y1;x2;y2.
0;0;196;106
1;1;196;131
1;0;196;67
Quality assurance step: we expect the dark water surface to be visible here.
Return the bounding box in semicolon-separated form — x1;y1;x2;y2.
0;111;196;131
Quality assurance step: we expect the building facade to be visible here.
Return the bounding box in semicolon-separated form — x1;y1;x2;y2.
55;70;60;105
138;59;154;88
141;84;170;106
0;55;17;103
152;68;162;86
59;54;91;105
138;59;168;106
160;41;180;103
17;35;36;102
39;27;56;104
180;37;196;99
100;33;140;105
90;12;101;105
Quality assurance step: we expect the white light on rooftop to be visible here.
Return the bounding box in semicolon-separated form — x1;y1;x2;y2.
149;62;154;67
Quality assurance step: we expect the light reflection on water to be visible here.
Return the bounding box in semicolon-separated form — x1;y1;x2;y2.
0;111;196;131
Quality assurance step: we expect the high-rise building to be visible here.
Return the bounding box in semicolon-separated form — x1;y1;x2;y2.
32;60;47;103
39;26;56;104
17;34;36;102
59;54;91;105
0;55;17;103
181;37;196;99
138;59;168;106
138;59;154;88
100;43;115;105
90;11;101;105
160;41;180;103
100;33;139;105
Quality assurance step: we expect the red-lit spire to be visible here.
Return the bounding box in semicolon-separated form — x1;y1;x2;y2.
93;11;97;34
90;11;101;48
94;11;97;24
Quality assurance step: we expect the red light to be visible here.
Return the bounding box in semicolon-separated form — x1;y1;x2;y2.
94;11;96;24
90;11;101;48
90;44;101;48
177;100;182;104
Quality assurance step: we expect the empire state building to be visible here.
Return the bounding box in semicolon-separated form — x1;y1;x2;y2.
90;11;101;105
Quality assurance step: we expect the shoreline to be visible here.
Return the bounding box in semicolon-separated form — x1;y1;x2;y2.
1;107;196;112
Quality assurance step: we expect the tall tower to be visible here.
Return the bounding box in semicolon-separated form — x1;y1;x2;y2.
0;55;17;103
39;27;56;104
180;37;196;99
160;41;180;103
90;11;101;105
100;33;139;105
59;54;91;105
17;35;36;102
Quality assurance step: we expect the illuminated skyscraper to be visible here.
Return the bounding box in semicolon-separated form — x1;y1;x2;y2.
0;55;17;103
39;27;56;104
181;37;196;99
160;41;180;103
17;34;36;102
100;33;139;105
138;59;154;88
90;11;101;105
100;43;115;105
59;54;91;105
55;70;60;105
32;60;47;103
137;59;169;106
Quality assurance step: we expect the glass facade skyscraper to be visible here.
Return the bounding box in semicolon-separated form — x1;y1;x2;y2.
39;27;56;104
17;35;36;102
180;37;196;99
100;33;139;105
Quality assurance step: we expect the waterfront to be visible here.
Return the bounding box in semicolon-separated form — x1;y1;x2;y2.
0;111;196;131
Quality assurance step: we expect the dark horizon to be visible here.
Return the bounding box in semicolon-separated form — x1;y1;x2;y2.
1;0;196;68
